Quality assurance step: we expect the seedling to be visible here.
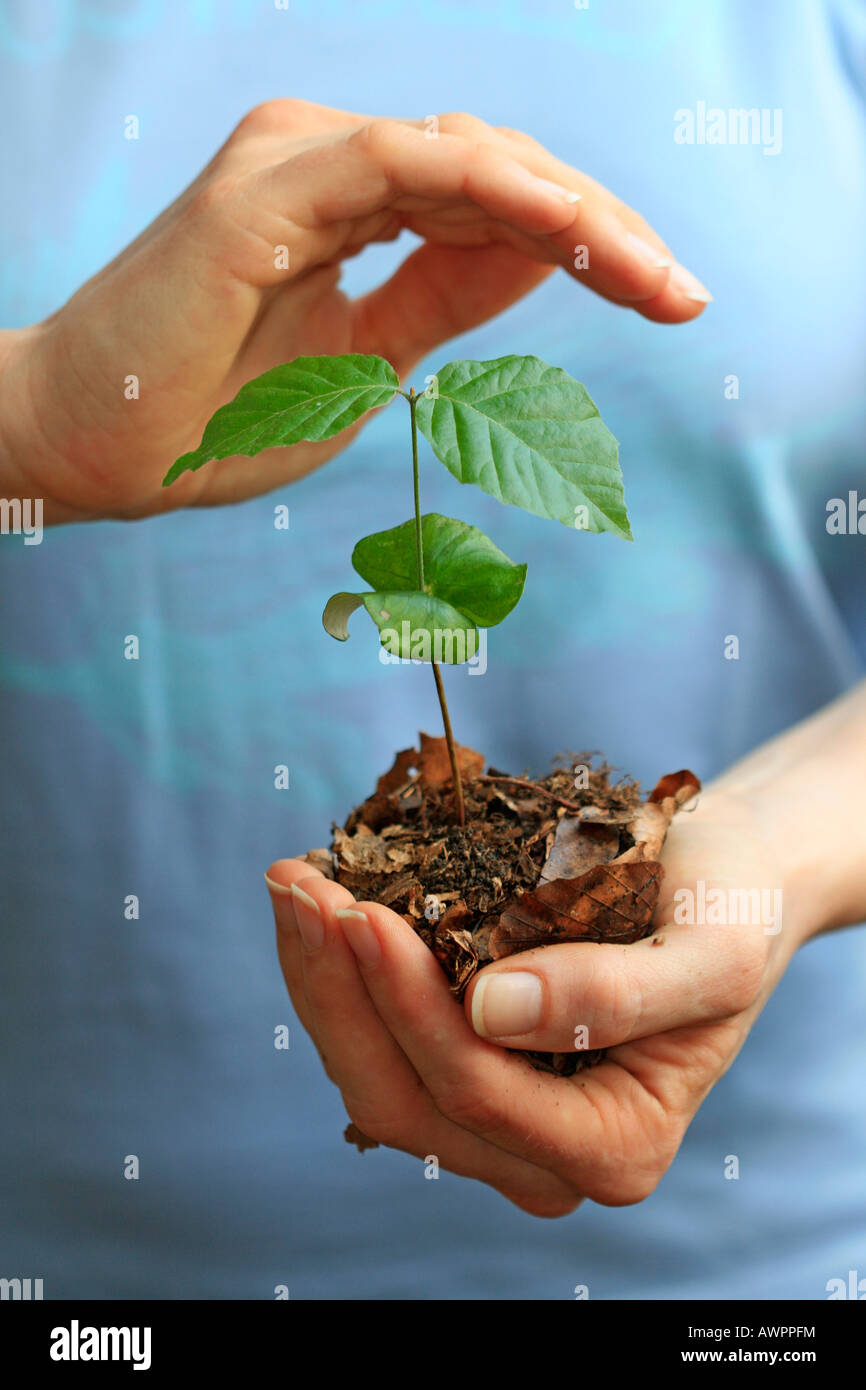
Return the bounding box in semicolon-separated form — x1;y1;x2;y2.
163;353;630;825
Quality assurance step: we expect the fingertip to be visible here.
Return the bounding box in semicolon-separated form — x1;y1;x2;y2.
634;291;713;324
264;871;294;898
265;857;325;890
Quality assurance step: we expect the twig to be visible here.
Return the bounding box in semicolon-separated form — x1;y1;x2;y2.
478;774;585;813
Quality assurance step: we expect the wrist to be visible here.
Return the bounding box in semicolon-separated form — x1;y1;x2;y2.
712;728;866;946
0;327;42;490
0;324;90;525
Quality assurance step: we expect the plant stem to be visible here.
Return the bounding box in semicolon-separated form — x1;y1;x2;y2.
432;663;466;827
408;387;466;828
408;388;425;590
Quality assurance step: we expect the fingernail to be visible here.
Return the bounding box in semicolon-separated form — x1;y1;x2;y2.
624;231;673;270
534;176;581;204
471;971;543;1039
264;873;293;898
335;908;381;968
668;262;713;303
290;883;323;953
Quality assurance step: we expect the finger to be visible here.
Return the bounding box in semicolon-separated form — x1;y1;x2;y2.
464;922;768;1054
247;120;583;276
399;111;711;315
265;857;326;1039
218;108;709;317
285;874;581;1216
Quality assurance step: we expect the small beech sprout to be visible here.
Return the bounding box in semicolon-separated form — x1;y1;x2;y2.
163;353;629;825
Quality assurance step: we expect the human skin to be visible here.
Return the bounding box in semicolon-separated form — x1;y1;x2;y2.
267;682;866;1216
0;101;710;525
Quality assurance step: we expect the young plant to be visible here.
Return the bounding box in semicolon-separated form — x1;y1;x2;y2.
163;353;630;826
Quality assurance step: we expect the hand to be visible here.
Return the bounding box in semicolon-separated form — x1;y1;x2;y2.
266;787;812;1217
0;101;711;525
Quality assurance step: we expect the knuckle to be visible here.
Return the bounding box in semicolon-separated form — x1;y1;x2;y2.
355;118;398;158
316;1048;340;1087
591;1165;665;1207
721;934;767;1014
584;1141;674;1206
504;1187;581;1220
343;1100;409;1150
185;173;239;223
576;1122;681;1207
234;97;310;137
441;110;485;134
495;124;535;146
582;953;643;1041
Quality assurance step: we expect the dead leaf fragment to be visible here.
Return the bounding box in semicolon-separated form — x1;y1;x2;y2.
433;903;479;996
489;861;664;959
619;801;671;862
648;769;701;808
344;1123;379;1153
539;817;620;882
303;848;336;879
416;731;485;790
373;733;485;798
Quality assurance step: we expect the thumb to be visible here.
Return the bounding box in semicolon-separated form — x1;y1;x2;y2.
464;924;765;1052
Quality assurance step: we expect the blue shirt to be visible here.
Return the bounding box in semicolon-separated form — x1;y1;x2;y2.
1;0;865;1298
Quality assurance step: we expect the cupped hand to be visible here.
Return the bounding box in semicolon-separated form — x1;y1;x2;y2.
266;788;812;1217
1;101;710;524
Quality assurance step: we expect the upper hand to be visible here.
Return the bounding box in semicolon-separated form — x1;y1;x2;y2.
1;101;711;524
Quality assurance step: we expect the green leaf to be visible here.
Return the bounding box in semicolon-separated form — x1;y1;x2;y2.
351;513;526;627
362;592;480;663
323;588;479;664
414;355;630;539
163;354;400;485
322;514;526;664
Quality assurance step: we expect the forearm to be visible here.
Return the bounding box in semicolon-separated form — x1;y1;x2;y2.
711;679;866;940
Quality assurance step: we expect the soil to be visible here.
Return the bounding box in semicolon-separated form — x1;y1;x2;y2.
303;734;700;1150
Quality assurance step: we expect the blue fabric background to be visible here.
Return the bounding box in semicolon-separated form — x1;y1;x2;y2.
1;0;864;1298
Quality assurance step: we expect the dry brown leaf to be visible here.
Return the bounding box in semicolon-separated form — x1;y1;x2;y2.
378;871;420;907
374;746;419;796
619;801;671;862
331;826;396;876
372;733;485;799
432;903;479;996
303;848;335;879
489;861;664;959
416;731;485;790
539;818;621;882
648;768;701;808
